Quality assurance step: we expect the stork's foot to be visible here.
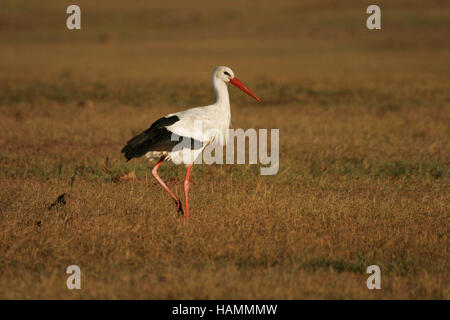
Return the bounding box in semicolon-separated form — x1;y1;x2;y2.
175;199;184;216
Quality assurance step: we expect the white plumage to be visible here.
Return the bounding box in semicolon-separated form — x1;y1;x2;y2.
121;66;260;222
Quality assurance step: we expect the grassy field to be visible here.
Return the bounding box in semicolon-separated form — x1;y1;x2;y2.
0;0;449;299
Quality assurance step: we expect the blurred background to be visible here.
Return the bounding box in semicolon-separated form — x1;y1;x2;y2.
1;0;448;86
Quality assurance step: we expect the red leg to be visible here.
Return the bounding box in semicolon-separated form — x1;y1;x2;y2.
184;165;192;223
152;158;183;215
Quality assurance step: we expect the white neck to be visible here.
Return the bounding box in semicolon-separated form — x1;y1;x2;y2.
212;76;230;108
210;75;232;138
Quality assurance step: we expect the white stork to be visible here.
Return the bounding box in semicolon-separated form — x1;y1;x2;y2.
121;66;260;222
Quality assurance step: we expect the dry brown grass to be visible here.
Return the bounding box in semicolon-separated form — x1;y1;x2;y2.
0;0;449;299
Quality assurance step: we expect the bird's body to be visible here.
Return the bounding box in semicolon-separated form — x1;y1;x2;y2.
121;66;260;222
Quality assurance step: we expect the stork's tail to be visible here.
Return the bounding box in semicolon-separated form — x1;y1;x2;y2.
121;131;150;161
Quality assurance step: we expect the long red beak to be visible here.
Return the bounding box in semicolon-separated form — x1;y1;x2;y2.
229;77;260;101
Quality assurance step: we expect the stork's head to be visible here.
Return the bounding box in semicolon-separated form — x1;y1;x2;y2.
213;66;260;101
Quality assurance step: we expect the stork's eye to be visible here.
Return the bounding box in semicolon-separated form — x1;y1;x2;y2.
224;71;231;77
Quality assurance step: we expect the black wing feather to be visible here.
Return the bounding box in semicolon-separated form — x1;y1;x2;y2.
121;115;202;161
